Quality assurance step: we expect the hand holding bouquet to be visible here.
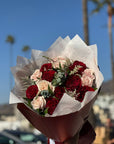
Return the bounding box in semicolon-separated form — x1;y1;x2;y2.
10;35;104;144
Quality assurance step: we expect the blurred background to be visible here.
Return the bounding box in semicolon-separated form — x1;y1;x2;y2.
0;0;114;143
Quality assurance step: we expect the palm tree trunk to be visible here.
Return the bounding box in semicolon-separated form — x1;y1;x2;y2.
82;0;89;45
108;4;114;92
10;44;13;90
82;0;95;128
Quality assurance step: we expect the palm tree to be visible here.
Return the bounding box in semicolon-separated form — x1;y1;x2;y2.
82;0;97;128
82;0;89;45
22;45;30;57
89;0;114;92
6;35;15;90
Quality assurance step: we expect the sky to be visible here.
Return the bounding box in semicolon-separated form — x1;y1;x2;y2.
0;0;114;104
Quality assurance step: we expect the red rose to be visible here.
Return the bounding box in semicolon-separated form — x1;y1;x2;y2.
42;70;55;82
83;86;95;92
46;98;59;115
26;85;38;99
40;63;52;72
69;61;86;74
76;86;95;102
54;86;65;100
65;75;81;91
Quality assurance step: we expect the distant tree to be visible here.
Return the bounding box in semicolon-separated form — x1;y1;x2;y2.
89;0;114;92
6;35;15;44
22;45;30;57
6;35;15;90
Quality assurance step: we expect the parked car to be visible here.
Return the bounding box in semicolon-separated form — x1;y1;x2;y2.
3;129;47;144
0;131;26;144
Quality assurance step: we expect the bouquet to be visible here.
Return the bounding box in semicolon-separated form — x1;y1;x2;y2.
10;35;104;144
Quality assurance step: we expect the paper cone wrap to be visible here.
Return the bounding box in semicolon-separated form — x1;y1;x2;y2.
17;91;97;142
17;103;83;142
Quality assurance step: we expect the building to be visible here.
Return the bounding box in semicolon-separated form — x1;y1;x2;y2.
0;103;30;131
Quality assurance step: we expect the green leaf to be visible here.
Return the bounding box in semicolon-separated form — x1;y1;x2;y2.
48;85;53;95
93;87;97;91
40;90;52;98
52;67;58;71
52;79;57;86
42;56;54;62
36;108;49;116
36;109;40;113
44;108;48;115
59;62;62;69
57;78;61;83
24;98;32;108
36;109;45;116
41;90;48;96
37;108;48;116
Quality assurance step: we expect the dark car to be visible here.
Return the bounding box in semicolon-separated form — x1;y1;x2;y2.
3;129;47;144
0;131;26;144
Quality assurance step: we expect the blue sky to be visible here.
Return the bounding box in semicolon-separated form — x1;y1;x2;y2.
0;0;113;104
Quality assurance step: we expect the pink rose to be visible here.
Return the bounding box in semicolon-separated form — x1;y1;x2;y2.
36;80;55;92
30;69;42;81
81;69;95;87
52;57;66;68
31;96;46;110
